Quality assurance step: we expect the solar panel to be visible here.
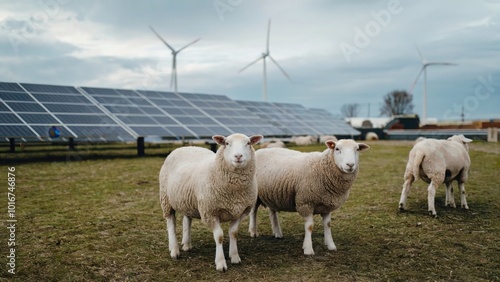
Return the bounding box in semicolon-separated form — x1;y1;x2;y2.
137;89;233;138
236;100;359;136
180;93;284;136
82;87;196;138
0;82;136;141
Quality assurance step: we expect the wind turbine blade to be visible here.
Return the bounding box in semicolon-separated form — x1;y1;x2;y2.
409;66;425;94
415;43;424;62
177;38;201;53
266;19;271;53
149;25;176;52
268;55;291;80
427;62;457;66
238;56;263;73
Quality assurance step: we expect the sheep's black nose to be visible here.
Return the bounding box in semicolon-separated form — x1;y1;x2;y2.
346;163;354;168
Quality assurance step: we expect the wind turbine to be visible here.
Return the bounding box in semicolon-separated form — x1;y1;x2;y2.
409;44;456;123
149;25;200;93
238;19;291;102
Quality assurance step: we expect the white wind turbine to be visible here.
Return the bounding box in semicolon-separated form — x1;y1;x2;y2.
149;25;200;93
238;19;291;102
409;44;456;123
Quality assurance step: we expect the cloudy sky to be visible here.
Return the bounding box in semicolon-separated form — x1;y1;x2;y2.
1;0;499;121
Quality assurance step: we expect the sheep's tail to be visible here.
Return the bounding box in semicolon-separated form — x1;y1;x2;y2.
410;150;425;181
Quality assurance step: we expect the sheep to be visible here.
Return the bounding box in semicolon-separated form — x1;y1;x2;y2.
414;136;426;144
293;135;316;145
260;139;285;148
266;140;286;148
398;134;472;217
365;132;379;140
320;135;338;143
249;139;370;255
159;133;263;271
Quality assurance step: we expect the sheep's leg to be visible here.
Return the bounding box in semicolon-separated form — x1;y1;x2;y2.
302;214;315;255
229;218;242;264
211;219;227;272
399;176;414;211
269;209;283;238
445;182;456;208
248;202;260;238
427;181;438;217
322;213;337;251
181;216;192;251
459;182;469;210
166;213;180;259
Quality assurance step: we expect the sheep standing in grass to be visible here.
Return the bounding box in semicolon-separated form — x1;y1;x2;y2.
159;133;263;271
266;140;285;148
399;134;472;217
249;139;370;255
293;135;315;145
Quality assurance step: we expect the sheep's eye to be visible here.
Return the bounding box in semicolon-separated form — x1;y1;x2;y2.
335;148;340;151
247;142;251;145
224;142;229;146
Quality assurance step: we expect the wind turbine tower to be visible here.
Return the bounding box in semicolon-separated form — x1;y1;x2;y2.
409;44;456;123
238;19;291;102
150;25;200;93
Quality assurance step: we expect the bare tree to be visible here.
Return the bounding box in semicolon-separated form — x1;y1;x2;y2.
341;103;360;117
380;90;414;116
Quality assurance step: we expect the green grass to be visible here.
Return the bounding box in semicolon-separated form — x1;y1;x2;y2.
0;141;499;281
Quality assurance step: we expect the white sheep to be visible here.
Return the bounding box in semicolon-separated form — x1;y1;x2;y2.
260;139;285;148
365;132;379;140
159;133;263;271
249;139;370;255
293;135;316;145
414;136;426;144
399;134;472;217
266;140;286;148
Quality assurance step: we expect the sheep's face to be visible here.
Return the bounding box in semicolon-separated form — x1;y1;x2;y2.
447;134;472;152
326;139;370;173
213;134;263;169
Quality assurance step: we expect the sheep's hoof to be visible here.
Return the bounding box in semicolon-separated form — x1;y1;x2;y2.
182;244;192;251
398;203;405;211
303;249;315;256
462;205;469;210
215;262;228;272
170;249;181;259
230;255;241;264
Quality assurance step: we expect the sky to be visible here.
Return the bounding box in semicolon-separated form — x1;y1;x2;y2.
0;0;499;121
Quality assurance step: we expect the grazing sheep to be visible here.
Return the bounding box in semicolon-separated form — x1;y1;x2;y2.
159;133;263;271
249;139;370;255
320;135;338;143
266;140;286;148
399;134;472;217
293;135;315;145
365;132;379;140
260;139;285;148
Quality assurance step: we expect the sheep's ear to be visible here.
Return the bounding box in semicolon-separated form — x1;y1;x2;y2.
249;135;263;145
357;143;370;151
212;135;226;145
462;137;473;143
325;140;336;150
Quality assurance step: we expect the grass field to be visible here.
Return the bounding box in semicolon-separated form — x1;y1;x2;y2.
0;140;499;281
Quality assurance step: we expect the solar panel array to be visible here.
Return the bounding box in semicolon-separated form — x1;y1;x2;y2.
236;101;359;136
0;81;358;141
